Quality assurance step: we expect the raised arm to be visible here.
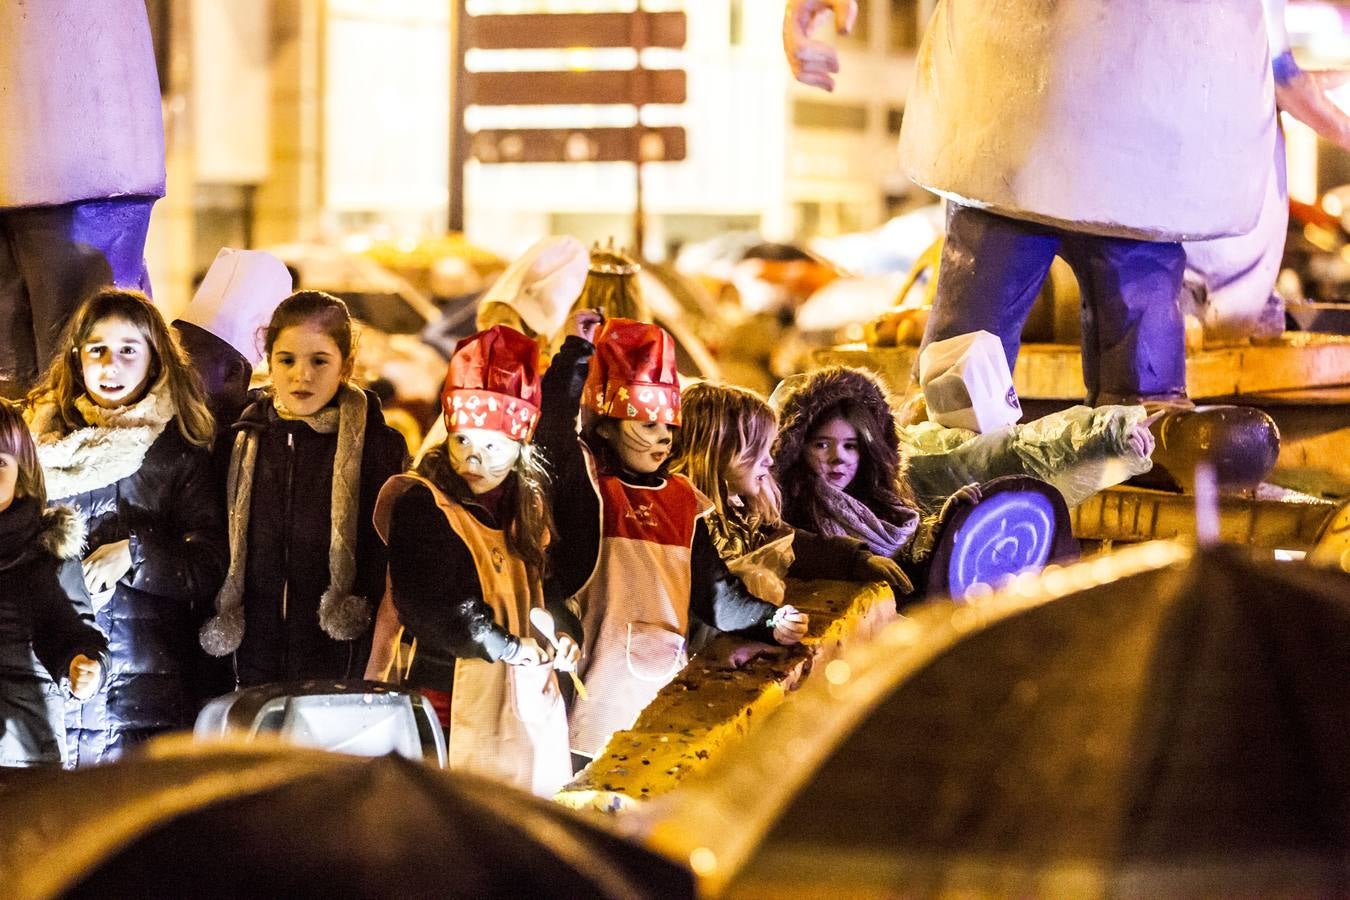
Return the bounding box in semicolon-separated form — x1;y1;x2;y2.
1263;0;1350;149
783;0;858;92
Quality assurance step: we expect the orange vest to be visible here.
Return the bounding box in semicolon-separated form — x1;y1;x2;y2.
375;474;570;797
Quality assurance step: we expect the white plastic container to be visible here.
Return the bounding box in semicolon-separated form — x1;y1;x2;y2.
919;330;1022;433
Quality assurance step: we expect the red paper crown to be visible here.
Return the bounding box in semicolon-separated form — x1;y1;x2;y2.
583;317;681;426
442;325;541;441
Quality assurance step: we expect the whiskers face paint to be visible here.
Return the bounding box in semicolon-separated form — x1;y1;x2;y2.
448;428;521;494
611;420;673;474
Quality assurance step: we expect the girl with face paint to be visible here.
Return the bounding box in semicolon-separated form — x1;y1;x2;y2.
372;325;576;797
0;401;108;768
26;288;226;764
198;291;408;693
536;315;809;763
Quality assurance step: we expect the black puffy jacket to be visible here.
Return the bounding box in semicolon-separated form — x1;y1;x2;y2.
0;499;108;767
55;424;228;766
231;390;407;687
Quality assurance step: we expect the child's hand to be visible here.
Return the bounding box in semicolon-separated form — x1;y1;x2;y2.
938;483;982;525
82;539;132;595
566;308;604;342
503;637;549;666
552;633;581;673
770;605;809;645
864;554;914;594
68;654;102;701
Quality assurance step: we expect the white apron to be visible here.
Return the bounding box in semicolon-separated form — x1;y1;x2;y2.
898;0;1274;241
568;465;709;758
375;475;571;797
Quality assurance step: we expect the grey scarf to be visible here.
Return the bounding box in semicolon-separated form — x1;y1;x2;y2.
200;384;371;656
813;482;919;559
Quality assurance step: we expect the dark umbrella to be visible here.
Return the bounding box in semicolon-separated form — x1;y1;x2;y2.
0;739;693;900
634;542;1350;897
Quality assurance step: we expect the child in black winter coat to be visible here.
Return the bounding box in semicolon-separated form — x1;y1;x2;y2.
28;289;227;766
199;291;407;687
0;403;107;768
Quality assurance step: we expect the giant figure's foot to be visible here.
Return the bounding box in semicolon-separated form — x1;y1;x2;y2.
1134;402;1280;493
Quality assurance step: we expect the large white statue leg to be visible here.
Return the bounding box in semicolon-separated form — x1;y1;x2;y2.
1182;128;1290;344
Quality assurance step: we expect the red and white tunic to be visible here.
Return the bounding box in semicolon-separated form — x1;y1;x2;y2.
568;468;710;757
375;474;571;797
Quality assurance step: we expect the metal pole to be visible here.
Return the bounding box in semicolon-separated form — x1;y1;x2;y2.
449;0;469;233
630;7;649;255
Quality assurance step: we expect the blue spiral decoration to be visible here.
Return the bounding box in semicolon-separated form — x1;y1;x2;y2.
947;490;1056;598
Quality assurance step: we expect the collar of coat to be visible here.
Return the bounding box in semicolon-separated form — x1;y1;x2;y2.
31;385;176;502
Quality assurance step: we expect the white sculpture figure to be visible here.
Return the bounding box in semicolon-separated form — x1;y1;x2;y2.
0;1;166;397
783;0;1350;489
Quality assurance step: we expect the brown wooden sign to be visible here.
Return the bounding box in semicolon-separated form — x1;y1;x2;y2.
455;5;688;248
467;68;685;107
470;11;686;51
471;127;686;164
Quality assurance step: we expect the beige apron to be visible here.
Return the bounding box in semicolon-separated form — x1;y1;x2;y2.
568;464;708;757
375;475;570;797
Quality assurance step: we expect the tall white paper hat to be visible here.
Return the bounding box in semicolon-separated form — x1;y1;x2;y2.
179;248;292;364
476;236;587;339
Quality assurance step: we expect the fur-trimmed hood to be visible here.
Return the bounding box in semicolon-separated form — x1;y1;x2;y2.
770;366;907;489
39;504;87;560
769;365;919;539
0;499;86;572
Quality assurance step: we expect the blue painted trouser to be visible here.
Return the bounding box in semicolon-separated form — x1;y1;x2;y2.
921;203;1188;406
0;195;156;395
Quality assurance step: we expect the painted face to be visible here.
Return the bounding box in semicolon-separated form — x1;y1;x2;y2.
0;452;18;513
726;440;774;502
605;419;673;474
80;316;153;409
269;322;349;417
805;415;860;492
447;428;520;494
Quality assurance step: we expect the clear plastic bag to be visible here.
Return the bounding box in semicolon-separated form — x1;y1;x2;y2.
724;531;797;606
902;405;1153;509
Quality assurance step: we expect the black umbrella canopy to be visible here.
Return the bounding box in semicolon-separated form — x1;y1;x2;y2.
635;542;1350;898
0;739;693;900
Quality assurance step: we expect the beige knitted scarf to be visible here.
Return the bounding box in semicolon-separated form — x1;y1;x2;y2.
200;383;371;656
29;380;176;501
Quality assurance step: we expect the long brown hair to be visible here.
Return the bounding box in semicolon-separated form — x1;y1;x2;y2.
0;401;46;506
415;441;556;576
785;398;916;530
29;288;215;449
670;381;781;525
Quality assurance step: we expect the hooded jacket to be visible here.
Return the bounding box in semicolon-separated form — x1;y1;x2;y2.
230;389;407;687
0;499;108;767
771;366;917;532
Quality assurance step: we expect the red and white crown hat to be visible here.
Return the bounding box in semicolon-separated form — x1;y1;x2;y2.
583;317;681;426
442;324;542;441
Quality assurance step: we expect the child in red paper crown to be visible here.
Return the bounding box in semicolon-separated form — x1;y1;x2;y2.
537;313;809;761
372;324;578;796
